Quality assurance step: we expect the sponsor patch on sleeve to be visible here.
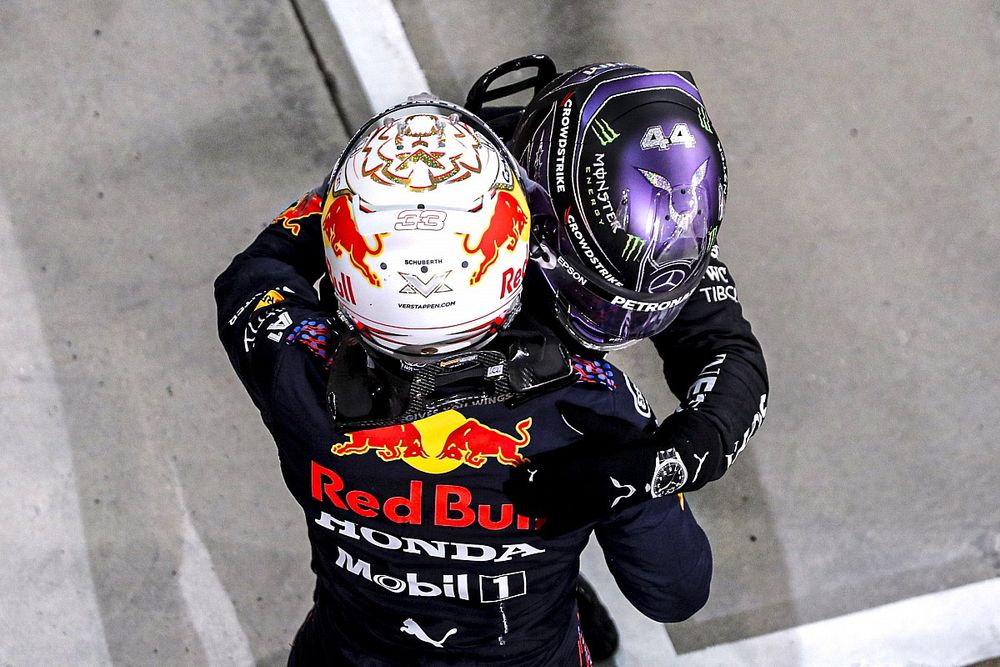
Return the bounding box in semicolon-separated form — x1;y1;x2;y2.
254;289;285;311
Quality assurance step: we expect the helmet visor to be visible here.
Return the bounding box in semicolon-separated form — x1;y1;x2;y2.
537;249;694;350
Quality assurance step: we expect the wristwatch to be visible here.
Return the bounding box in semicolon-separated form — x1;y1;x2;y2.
648;448;688;497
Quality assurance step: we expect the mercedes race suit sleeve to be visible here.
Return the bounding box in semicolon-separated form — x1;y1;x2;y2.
650;244;769;491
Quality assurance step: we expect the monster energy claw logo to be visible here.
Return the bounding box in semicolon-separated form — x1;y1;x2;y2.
697;106;713;134
707;226;719;248
623;234;646;261
592;118;620;146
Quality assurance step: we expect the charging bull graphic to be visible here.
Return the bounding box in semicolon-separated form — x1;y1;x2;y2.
463;190;529;285
272;192;323;237
322;192;385;287
331;410;531;474
332;423;427;461
438;417;531;468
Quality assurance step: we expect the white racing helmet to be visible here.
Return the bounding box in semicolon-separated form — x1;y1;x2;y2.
323;96;531;360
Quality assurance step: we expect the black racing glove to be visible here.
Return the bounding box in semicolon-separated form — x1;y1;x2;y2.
504;402;723;536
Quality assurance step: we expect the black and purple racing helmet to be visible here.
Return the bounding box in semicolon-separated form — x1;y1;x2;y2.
511;63;728;350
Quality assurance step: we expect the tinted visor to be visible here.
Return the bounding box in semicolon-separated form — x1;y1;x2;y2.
537;248;695;350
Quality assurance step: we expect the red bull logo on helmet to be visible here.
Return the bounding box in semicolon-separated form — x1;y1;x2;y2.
322;190;386;287
462;189;529;285
331;410;531;474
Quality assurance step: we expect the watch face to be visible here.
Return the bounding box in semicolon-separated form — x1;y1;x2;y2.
650;448;688;497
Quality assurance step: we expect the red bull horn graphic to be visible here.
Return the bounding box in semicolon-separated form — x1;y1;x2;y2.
322;191;385;287
463;190;529;285
330;410;531;474
272;192;323;237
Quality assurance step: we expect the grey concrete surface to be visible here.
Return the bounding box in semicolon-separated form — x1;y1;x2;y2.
0;0;998;664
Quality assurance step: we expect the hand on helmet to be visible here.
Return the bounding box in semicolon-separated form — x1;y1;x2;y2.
504;402;722;537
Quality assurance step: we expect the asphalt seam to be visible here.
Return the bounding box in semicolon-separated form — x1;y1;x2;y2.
287;0;352;133
314;0;428;114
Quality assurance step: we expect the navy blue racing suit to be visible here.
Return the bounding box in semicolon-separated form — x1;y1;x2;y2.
216;232;712;666
252;171;767;493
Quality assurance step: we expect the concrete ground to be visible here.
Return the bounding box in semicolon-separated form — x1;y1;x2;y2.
0;1;997;665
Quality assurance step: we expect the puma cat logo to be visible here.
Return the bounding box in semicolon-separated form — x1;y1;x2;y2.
401;618;458;648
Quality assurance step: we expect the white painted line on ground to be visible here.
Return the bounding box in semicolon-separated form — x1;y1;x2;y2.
0;189;113;664
677;577;1000;667
312;6;1000;666
586;529;1000;667
321;0;430;114
170;461;255;667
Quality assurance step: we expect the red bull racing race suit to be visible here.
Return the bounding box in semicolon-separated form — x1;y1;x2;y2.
256;170;767;494
216;231;712;666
